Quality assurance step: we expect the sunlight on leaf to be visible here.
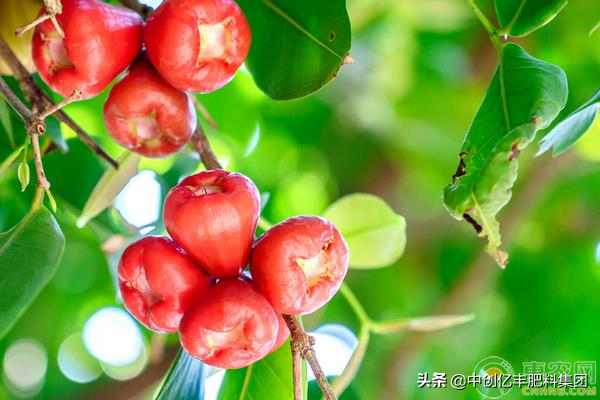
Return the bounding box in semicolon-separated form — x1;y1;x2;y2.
77;152;141;227
323;193;406;269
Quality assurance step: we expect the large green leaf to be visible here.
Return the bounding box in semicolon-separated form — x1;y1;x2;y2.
538;89;600;156
495;0;567;37
236;0;352;99
443;43;567;267
155;350;205;400
217;340;294;400
0;206;65;339
323;193;406;269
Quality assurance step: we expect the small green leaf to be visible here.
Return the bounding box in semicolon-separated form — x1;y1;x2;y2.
0;207;65;339
217;340;294;400
155;350;205;400
495;0;568;37
17;160;30;192
370;314;476;334
236;0;352;99
45;116;69;153
0;98;15;148
538;89;600;157
323;193;406;269
77;152;141;227
45;189;58;212
444;43;567;267
0;145;24;180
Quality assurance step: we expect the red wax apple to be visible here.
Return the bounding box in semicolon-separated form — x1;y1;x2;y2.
163;170;260;278
118;236;212;333
103;59;197;158
32;0;143;98
250;216;349;315
144;0;251;93
179;279;278;368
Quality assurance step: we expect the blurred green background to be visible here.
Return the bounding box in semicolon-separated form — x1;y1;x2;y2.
1;0;599;399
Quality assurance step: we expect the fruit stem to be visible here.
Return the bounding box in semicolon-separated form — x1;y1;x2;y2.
190;126;222;170
283;314;337;400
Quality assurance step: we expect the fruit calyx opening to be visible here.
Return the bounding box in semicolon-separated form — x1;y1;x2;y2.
186;184;223;196
204;321;249;356
296;239;335;291
41;31;75;75
125;268;163;308
196;17;233;65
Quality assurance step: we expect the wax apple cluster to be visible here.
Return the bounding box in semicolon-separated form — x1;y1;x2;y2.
118;170;349;369
31;0;250;158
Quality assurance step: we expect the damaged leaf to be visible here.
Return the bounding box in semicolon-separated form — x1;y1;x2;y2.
443;43;567;267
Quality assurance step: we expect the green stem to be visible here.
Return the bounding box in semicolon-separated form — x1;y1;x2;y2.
31;186;44;211
330;325;370;397
339;283;372;326
467;0;503;50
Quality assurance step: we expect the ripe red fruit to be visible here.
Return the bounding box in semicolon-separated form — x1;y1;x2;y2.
144;0;251;93
118;236;212;333
179;279;278;368
163;170;260;278
103;59;197;158
250;216;349;315
32;0;143;98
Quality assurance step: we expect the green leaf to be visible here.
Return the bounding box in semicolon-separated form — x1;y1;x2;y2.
369;314;476;334
77;151;141;227
155;350;205;400
17;159;30;192
443;43;567;267
236;0;352;99
0;98;15;148
0;206;65;339
217;340;294;400
495;0;567;37
45;189;58;213
538;89;600;156
45;116;69;153
322;193;406;269
0;145;24;180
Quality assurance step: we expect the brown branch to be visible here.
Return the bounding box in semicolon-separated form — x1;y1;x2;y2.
117;0;151;18
192;97;218;129
283;315;337;400
16;0;64;37
291;340;303;400
190;127;222;170
0;36;118;169
381;154;574;399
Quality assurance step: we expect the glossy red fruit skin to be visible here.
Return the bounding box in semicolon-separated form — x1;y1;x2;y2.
103;59;197;158
32;0;143;98
144;0;251;93
163;170;260;278
250;216;349;315
179;279;278;369
118;236;212;333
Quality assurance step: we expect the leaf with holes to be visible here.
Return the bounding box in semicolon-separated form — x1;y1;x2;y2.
538;89;600;157
443;43;567;267
0;206;65;339
495;0;567;37
236;0;352;99
323;193;406;269
155;350;205;400
217;340;294;400
77;151;141;227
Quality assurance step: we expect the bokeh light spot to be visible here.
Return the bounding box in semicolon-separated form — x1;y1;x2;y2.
83;307;144;367
3;339;47;398
58;333;102;383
